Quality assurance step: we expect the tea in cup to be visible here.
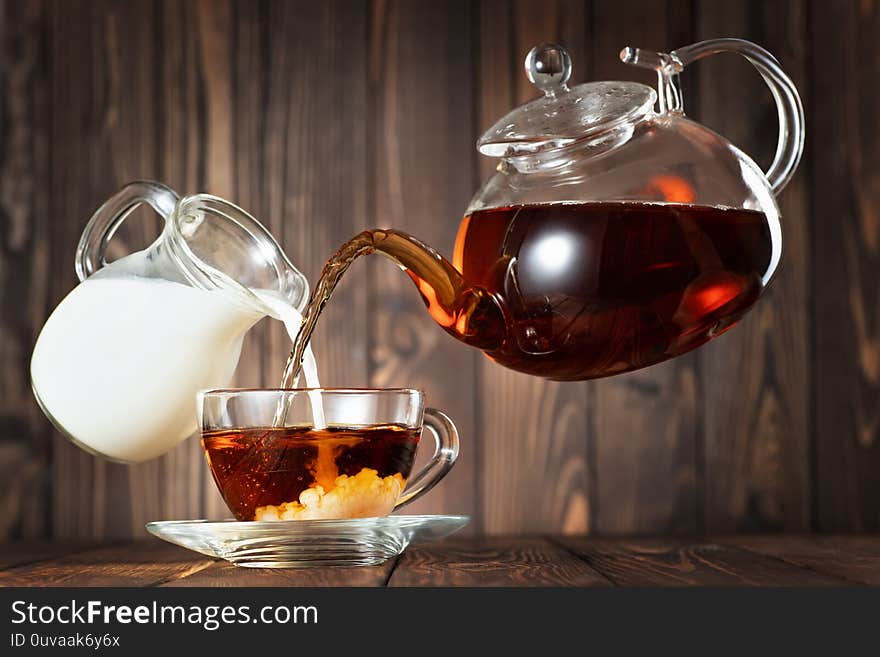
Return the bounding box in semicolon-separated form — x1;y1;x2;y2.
199;389;458;521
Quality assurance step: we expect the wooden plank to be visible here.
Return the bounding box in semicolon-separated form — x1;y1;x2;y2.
163;560;393;587
229;0;371;395
811;0;880;531
46;0;167;540
475;1;592;535
695;2;811;532
556;536;850;586
0;542;96;570
3;536;877;587
0;541;214;587
0;0;51;540
389;536;611;586
721;535;880;585
368;0;477;522
254;0;371;392
589;0;700;535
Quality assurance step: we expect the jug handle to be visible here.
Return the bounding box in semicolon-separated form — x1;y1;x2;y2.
622;38;805;194
75;180;180;281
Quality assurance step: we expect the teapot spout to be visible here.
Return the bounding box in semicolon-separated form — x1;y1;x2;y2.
281;228;508;389
366;230;507;351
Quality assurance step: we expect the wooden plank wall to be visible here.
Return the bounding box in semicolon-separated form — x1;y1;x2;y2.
0;0;875;539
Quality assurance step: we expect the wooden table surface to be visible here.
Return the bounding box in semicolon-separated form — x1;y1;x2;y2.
1;535;879;586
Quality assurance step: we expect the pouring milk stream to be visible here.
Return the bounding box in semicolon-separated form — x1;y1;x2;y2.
30;181;324;463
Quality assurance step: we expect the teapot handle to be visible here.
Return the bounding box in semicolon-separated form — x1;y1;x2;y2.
75;180;179;281
622;38;805;194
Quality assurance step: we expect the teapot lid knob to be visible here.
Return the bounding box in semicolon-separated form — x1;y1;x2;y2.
525;43;571;97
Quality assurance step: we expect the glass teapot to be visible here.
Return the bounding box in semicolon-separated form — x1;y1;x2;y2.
31;181;309;462
347;38;804;380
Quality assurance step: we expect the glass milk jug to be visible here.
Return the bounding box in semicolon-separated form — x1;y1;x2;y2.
31;181;309;463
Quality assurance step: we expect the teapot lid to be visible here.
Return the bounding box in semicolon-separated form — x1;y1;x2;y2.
478;44;657;158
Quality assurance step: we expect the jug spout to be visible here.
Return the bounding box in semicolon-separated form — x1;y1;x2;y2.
348;230;507;351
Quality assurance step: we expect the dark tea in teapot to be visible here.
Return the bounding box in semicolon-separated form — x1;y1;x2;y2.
455;201;772;379
281;200;772;384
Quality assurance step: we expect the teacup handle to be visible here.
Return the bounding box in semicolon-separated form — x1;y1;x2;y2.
75;180;179;281
394;408;460;509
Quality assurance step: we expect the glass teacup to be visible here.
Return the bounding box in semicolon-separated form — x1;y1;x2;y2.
198;388;459;521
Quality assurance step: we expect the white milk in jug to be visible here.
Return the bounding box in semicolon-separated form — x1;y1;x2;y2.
31;275;322;462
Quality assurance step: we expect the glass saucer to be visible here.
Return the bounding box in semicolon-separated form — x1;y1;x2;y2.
146;515;469;568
